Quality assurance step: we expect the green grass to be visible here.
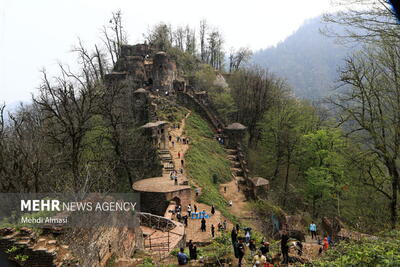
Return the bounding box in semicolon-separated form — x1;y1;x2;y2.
184;112;238;223
155;97;189;124
309;230;400;266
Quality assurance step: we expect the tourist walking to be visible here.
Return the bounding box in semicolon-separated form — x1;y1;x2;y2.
323;237;329;251
259;242;270;256
231;227;238;245
234;239;245;267
190;244;197;260
236;224;240;233
188;240;193;251
201;218;206;232
281;230;289;265
249;239;257;257
181;159;184;166
310;221;317;239
245;230;251;244
194;204;197;213
187;204;191;216
211;205;215;215
211;224;215;237
252;250;267;267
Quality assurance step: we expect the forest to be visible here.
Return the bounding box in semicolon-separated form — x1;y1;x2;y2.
0;0;399;266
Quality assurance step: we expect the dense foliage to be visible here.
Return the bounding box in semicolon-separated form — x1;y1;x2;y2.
310;231;400;266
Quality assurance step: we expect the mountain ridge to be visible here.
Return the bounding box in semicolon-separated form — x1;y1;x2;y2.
252;16;357;99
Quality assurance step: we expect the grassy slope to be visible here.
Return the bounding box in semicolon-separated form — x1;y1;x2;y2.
184;112;238;223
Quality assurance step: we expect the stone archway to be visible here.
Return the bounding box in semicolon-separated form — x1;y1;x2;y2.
170;196;181;206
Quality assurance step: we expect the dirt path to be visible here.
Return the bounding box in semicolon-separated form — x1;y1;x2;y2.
167;113;233;243
219;162;263;233
164;112;190;184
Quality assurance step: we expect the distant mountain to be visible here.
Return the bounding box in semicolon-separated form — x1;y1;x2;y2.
253;16;358;99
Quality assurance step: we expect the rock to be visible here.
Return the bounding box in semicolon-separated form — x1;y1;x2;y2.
0;227;15;236
47;240;57;245
19;227;33;235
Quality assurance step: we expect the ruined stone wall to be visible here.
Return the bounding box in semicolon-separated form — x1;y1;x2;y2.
177;92;222;130
132;89;151;126
139;192;169;216
165;189;191;211
60;223;143;267
121;44;152;58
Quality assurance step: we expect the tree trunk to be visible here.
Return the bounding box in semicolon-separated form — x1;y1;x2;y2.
390;164;399;229
282;154;291;207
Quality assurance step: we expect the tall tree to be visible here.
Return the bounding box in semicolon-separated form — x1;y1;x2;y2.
200;19;208;62
230;66;285;147
33;66;98;192
229;47;252;73
330;41;400;228
102;10;127;67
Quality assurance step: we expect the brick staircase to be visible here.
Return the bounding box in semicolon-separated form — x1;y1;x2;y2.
226;149;245;182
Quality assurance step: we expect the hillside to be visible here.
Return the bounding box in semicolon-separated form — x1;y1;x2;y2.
252;16;357;99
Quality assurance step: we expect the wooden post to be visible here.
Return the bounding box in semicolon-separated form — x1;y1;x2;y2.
167;230;170;251
149;236;152;250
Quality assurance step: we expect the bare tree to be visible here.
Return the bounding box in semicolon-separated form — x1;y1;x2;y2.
330;41;400;228
208;29;224;70
102;10;128;67
185;25;196;56
323;0;400;44
200;19;208;62
173;26;185;51
33;67;98;192
229;47;252;73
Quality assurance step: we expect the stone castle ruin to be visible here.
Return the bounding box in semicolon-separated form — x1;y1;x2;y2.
0;42;270;266
105;43;181;94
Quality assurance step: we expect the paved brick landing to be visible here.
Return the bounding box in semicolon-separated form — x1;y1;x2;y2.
132;176;190;193
182;202;233;244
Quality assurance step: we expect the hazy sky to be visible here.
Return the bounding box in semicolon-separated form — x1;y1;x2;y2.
0;0;335;105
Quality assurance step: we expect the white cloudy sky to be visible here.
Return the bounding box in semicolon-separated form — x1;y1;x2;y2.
0;0;335;105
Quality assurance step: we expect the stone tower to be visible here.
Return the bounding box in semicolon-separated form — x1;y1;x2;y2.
132;88;150;126
152;51;176;92
224;122;247;148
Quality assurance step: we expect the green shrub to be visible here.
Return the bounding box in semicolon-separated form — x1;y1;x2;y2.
309;231;400;266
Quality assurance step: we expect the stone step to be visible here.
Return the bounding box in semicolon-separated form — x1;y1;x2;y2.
15;240;30;245
235;176;245;182
47;240;57;245
158;150;170;154
226;149;238;155
227;155;237;160
231;161;241;167
160;155;172;161
231;167;242;173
